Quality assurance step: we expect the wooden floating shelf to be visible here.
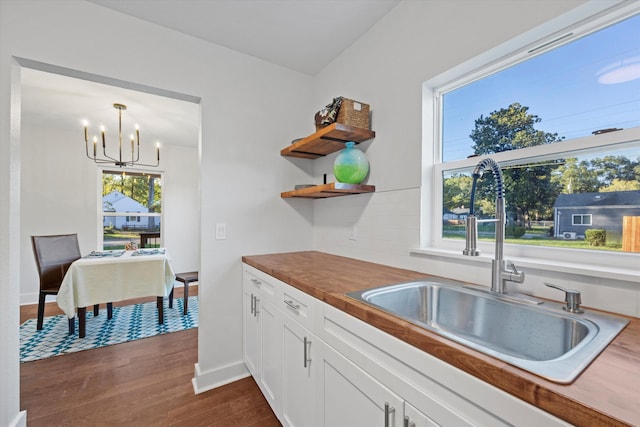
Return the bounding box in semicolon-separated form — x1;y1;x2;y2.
281;123;375;159
281;182;376;199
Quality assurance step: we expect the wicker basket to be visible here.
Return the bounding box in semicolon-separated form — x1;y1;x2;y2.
336;98;370;129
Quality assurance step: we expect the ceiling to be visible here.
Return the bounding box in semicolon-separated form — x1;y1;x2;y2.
87;0;401;76
21;0;399;152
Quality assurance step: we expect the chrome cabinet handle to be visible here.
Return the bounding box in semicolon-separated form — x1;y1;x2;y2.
250;294;255;314
303;336;311;368
284;299;300;312
254;297;259;316
250;278;261;286
384;402;395;427
404;416;409;427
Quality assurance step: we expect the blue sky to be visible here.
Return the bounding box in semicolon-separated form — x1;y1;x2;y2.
442;13;640;162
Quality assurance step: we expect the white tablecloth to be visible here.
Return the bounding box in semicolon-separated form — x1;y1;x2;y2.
57;249;176;319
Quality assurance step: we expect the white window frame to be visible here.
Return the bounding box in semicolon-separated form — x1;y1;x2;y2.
572;214;593;226
417;1;640;281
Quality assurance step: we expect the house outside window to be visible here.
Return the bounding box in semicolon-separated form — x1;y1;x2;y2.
422;3;640;269
102;170;162;250
572;214;592;226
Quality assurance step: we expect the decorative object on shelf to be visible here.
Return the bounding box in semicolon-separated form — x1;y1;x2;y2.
333;141;369;184
337;98;370;130
83;103;160;168
314;97;371;131
314;97;343;130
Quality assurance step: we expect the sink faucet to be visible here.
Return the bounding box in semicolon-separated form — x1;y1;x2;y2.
463;158;524;294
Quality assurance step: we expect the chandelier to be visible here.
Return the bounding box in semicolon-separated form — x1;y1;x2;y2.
83;103;159;167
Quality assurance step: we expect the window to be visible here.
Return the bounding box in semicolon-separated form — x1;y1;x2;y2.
101;170;162;250
423;2;640;270
572;214;592;226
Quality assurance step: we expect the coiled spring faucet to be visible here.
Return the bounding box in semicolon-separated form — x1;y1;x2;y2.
463;158;524;294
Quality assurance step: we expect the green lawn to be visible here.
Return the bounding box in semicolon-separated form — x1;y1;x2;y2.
443;225;622;251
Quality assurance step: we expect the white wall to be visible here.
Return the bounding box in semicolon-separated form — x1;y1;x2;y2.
1;0;316;423
312;0;640;318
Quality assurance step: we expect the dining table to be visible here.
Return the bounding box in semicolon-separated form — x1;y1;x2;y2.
57;248;176;338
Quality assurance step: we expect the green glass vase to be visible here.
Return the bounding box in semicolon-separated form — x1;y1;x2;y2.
333;141;369;184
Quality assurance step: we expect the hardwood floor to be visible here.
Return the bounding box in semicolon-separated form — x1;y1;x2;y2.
20;287;281;426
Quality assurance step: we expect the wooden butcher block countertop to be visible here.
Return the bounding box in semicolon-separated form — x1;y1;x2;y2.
242;251;640;427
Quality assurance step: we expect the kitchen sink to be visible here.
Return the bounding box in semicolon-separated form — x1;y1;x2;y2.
346;280;629;383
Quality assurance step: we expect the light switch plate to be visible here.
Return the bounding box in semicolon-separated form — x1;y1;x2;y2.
215;223;226;240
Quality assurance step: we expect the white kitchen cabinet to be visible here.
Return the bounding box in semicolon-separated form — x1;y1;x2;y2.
404;401;439;427
317;341;403;427
242;282;260;377
242;266;282;415
282;316;317;427
260;300;282;413
243;265;318;426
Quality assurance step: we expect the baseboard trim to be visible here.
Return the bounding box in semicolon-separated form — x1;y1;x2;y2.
9;410;27;427
191;361;250;394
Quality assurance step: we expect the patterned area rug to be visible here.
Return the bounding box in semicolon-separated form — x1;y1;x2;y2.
20;296;198;362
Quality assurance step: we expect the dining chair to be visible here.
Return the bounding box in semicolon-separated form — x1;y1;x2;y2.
31;233;103;334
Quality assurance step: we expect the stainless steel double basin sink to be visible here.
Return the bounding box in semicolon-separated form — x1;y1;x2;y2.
347;279;629;383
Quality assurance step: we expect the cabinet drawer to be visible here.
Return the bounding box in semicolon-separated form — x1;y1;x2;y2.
244;265;279;302
280;283;316;331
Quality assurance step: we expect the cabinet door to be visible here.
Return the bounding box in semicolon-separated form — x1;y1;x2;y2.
282;317;316;427
243;285;260;377
404;401;439;427
317;343;403;427
260;300;282;415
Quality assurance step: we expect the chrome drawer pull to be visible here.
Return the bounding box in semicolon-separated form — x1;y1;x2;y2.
384;402;395;427
254;297;259;316
303;336;311;368
250;278;261;286
284;299;300;312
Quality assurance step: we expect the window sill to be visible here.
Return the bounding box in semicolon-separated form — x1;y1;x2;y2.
410;247;640;284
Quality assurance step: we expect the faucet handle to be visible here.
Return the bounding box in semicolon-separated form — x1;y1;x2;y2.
503;260;525;283
545;282;583;314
